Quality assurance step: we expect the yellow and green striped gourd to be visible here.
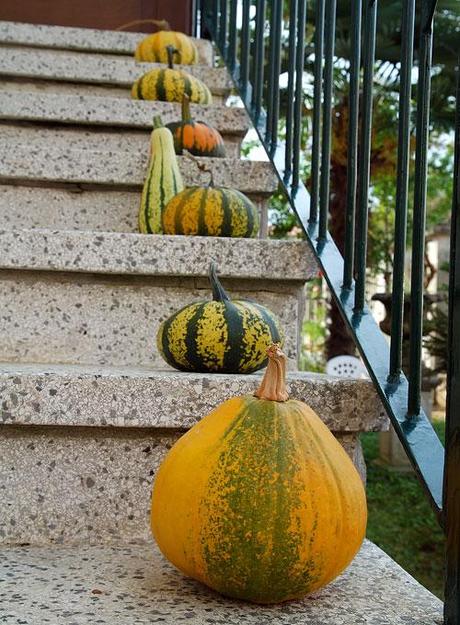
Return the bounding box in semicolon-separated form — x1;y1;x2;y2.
162;166;259;237
152;344;367;604
139;116;184;234
157;263;283;373
132;45;211;105
135;30;199;65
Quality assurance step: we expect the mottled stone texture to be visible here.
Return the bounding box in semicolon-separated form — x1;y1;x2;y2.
0;20;213;63
0;539;442;624
0;425;366;546
0;363;387;432
0;271;304;367
0;143;277;194
0;47;230;94
0;91;249;134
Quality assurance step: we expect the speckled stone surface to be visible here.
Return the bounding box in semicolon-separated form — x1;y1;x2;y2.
0;272;303;367
0;230;315;280
0;539;443;624
0;20;213;64
0;47;230;94
0;78;150;99
0;143;277;194
0;125;242;159
0;91;249;134
0;424;367;545
0;363;386;432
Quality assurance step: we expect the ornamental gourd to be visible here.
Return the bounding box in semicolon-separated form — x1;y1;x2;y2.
157;263;283;373
166;95;226;157
132;45;212;105
162;163;258;237
152;344;367;604
139;116;184;234
134;22;199;65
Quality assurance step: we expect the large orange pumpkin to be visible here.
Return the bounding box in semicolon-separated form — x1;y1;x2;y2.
151;344;367;604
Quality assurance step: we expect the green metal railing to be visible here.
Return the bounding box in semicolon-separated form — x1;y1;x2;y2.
196;0;459;621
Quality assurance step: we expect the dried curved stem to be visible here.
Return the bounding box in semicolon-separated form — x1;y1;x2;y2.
254;344;289;402
115;19;170;32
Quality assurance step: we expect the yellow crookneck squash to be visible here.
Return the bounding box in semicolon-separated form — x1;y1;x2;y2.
139;116;184;234
131;45;212;105
151;344;367;604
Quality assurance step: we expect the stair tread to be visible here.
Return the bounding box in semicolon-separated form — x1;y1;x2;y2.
0;20;213;63
0;540;441;624
0;90;250;135
0;47;230;94
0;362;386;432
0;229;314;279
0;143;276;193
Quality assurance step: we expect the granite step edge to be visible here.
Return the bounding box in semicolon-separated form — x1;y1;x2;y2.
0;362;388;433
0;229;317;281
0;539;442;625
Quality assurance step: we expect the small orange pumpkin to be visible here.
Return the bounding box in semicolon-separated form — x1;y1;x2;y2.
166;95;226;157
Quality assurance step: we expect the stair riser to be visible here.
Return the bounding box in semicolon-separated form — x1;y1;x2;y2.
0;186;267;234
0;425;365;546
0;270;304;368
0;125;242;159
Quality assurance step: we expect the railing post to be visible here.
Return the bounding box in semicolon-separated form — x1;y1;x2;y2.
444;62;460;625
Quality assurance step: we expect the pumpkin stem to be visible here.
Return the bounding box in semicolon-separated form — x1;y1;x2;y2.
254;344;289;402
115;18;171;32
181;94;192;121
183;151;215;187
153;115;163;129
209;263;230;302
166;45;179;69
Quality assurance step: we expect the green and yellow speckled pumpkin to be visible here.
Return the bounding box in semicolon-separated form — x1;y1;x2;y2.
131;45;211;105
162;175;259;237
166;95;226;157
135;30;198;65
157;263;283;373
139;116;184;234
152;344;367;604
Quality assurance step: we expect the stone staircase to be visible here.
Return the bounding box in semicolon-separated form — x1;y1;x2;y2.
0;20;442;624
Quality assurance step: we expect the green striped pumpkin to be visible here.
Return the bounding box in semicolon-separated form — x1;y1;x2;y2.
139;116;184;234
131;45;212;105
162;185;259;237
157;263;283;374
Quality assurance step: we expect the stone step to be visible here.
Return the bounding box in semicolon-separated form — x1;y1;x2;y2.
0;540;441;624
0;362;386;545
0;142;275;197
0;90;249;134
0;230;315;368
0;20;213;63
0;47;230;98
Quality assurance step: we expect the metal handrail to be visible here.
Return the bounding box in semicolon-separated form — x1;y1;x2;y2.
197;1;459;620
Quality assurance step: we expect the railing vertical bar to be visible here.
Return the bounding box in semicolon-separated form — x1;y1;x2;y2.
444;59;460;625
270;0;283;149
354;0;377;311
318;0;337;238
309;0;325;221
292;0;307;190
407;3;436;416
240;0;251;94
284;0;298;178
388;0;416;379
266;2;277;142
252;0;266;121
342;0;362;288
227;0;238;69
218;0;228;57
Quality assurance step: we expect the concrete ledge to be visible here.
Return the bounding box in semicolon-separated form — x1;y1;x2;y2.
0;540;442;624
0;21;213;64
0;144;276;194
0;91;250;135
0;230;315;279
0;47;229;94
0;363;387;432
